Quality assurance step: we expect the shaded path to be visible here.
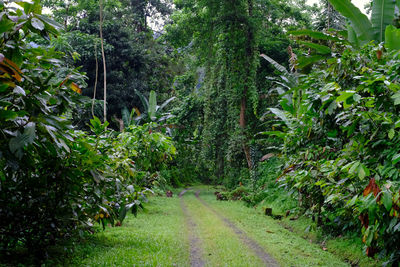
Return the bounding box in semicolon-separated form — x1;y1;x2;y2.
179;189;205;267
194;190;279;267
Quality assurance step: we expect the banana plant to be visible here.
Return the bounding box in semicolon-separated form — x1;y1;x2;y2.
121;90;176;127
260;54;301;118
328;0;399;48
290;0;400;70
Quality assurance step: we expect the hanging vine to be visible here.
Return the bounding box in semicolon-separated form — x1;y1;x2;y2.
200;0;259;182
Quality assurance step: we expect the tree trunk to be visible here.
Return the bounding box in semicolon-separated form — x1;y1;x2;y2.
240;96;252;169
99;0;107;123
92;41;99;118
240;0;255;170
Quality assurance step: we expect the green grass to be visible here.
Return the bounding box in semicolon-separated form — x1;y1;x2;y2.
195;187;349;267
67;196;190;266
277;216;382;267
183;191;265;266
25;185;380;267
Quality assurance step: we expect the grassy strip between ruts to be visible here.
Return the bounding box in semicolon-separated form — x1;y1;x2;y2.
67;195;190;266
183;190;265;266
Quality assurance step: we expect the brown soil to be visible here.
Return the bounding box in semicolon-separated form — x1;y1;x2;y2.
179;189;205;267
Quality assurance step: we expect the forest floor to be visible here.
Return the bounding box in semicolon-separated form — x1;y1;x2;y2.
66;186;381;267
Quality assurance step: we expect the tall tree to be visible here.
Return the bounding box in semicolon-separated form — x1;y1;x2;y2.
99;0;107;122
44;0;176;127
168;0;259;180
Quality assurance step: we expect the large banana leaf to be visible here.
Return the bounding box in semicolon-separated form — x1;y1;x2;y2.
385;25;400;50
298;41;331;55
371;0;396;42
347;25;360;47
260;54;289;75
135;90;149;111
148;90;157;121
329;0;373;45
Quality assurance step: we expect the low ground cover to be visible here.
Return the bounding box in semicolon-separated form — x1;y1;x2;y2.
58;187;365;267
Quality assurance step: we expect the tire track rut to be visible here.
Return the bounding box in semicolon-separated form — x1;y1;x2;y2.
194;190;279;267
179;189;205;267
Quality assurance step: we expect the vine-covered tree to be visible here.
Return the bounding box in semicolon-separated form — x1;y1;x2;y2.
167;0;314;185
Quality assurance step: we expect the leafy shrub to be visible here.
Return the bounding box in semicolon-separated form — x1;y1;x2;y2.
0;1;175;260
266;44;400;263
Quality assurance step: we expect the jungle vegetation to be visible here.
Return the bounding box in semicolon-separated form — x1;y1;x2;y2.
1;0;400;266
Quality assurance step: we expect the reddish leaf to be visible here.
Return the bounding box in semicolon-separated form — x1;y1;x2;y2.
276;164;296;181
376;50;383;60
359;213;369;228
0;57;22;82
363;178;381;199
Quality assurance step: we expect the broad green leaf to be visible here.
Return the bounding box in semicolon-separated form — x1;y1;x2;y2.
329;0;373;44
118;206;127;222
36;14;63;30
298;41;331;55
0;110;18;120
0;83;8;93
336;91;355;103
365;227;374;246
347;25;359;47
17;0;42;15
13;86;25;96
388;128;395;140
392;153;400;165
341;161;355;172
371;0;396;42
388;217;398;231
135;90;149;111
148;90;157;121
358;164;369;180
158;96;176;112
0;100;12;107
385;25;400;51
297;55;324;69
0;18;15;35
260;54;289;74
346;195;358;207
392;91;400;105
268;108;292;128
326;101;337;115
349;161;360;174
31;18;44;31
9;122;36;158
383;191;393;211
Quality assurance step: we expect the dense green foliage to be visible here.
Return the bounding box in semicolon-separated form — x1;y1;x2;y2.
0;0;175;260
167;0;315;186
258;1;400;264
44;0;177;127
5;0;400;265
